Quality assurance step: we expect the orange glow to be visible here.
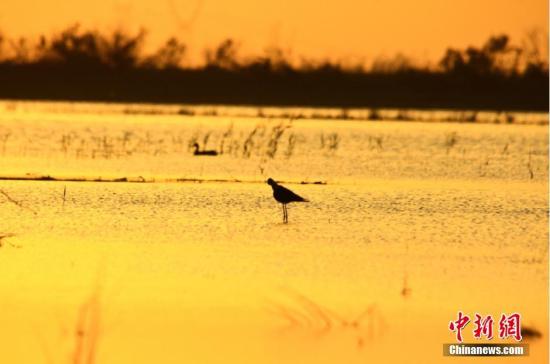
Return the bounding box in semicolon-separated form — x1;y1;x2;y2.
0;0;547;64
0;102;548;363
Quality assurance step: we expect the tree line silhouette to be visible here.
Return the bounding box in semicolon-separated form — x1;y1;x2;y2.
0;25;547;110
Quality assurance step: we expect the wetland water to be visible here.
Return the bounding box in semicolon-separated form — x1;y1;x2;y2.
0;101;547;363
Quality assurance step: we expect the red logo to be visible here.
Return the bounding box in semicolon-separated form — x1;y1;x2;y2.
449;312;522;342
473;314;494;339
449;311;470;342
499;313;522;341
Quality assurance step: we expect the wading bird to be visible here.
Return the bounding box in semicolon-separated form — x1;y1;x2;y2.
267;178;308;223
192;143;218;156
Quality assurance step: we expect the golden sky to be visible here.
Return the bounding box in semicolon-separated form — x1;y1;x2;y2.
0;0;547;65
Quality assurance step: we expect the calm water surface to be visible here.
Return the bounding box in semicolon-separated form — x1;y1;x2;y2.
0;101;547;363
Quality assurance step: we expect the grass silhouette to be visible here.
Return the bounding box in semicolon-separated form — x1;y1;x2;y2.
0;233;19;248
71;292;101;364
0;25;547;110
0;188;38;214
266;288;386;349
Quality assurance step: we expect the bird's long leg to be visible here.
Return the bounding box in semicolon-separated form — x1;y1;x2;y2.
281;204;286;223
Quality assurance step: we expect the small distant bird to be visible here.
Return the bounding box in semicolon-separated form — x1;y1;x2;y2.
267;178;308;223
192;143;218;156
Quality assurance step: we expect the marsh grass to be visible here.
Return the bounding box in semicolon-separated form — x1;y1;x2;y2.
0;189;37;214
326;133;340;152
51;120;302;161
0;233;18;248
1;132;11;154
444;132;458;153
36;287;103;364
1;111;545;184
62;185;67;208
285;133;297;158
184;121;296;159
319;132;340;153
267;288;386;349
527;151;534;179
201;132;212;149
366;135;384;151
266;123;291;158
502;142;509;155
218;123;234;155
56;129;189;159
71;292;101;364
242;125;261;158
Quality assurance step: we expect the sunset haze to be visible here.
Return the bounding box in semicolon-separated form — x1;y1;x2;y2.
0;0;547;65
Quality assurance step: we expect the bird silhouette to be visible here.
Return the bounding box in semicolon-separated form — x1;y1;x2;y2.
267;178;308;223
192;143;218;156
